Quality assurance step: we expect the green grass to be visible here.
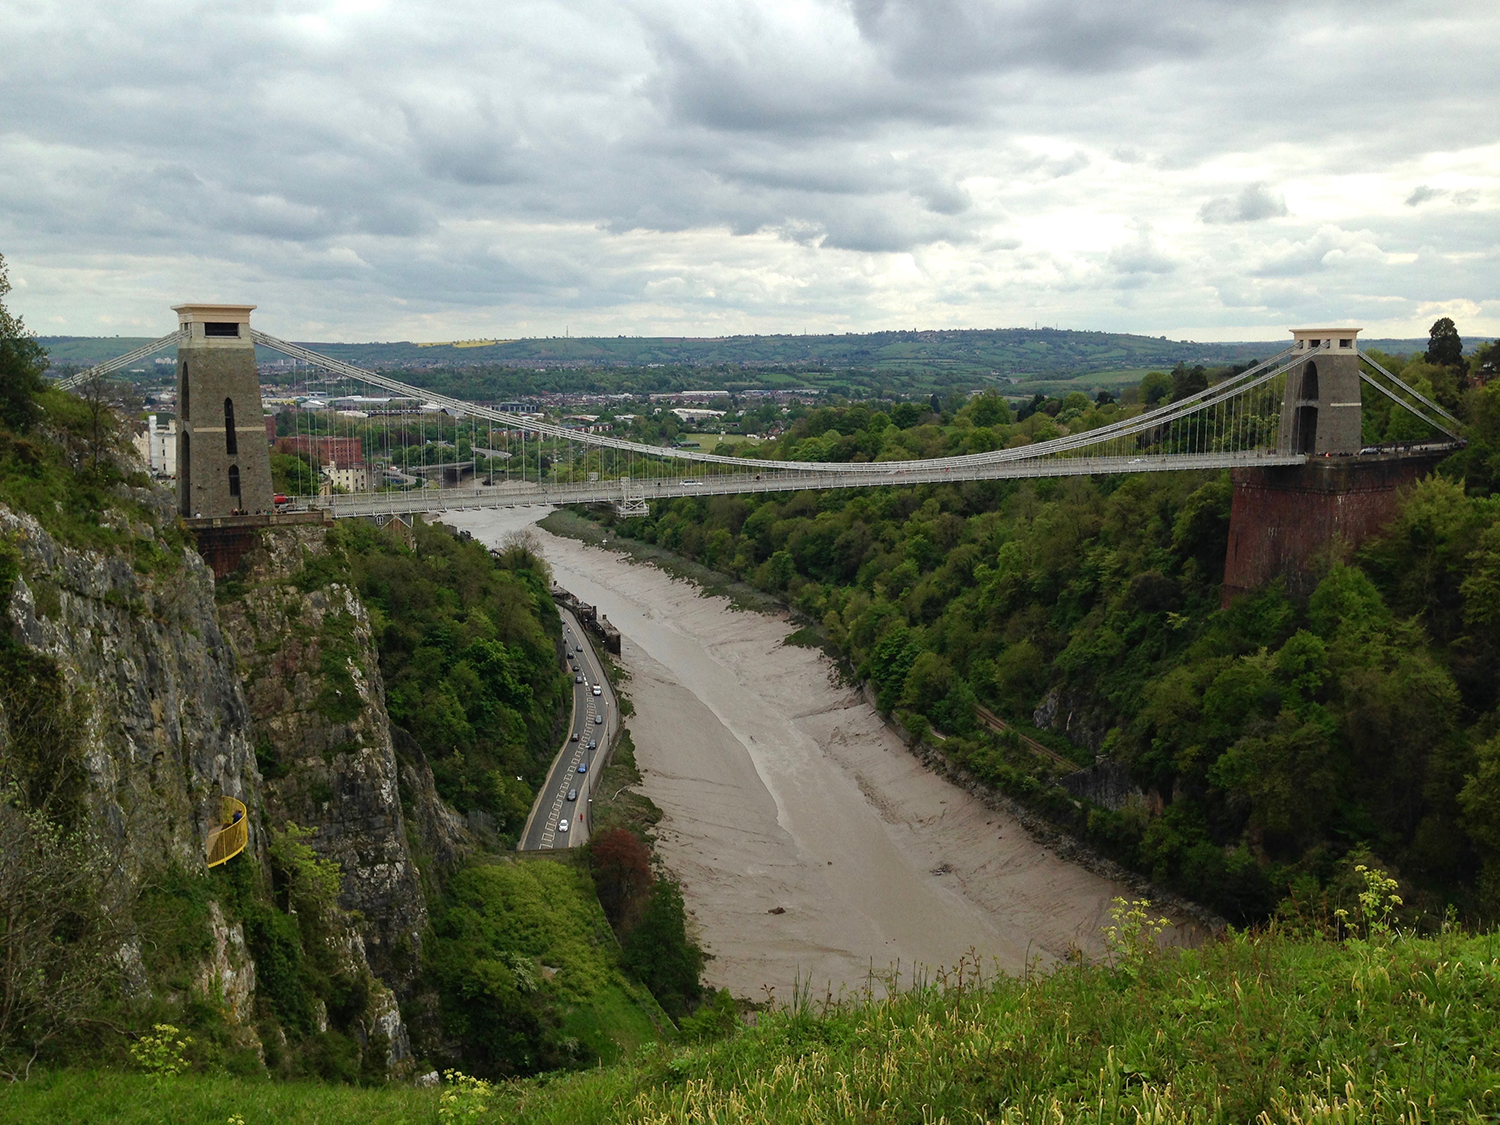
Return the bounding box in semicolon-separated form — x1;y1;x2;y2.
0;1070;440;1125
430;854;673;1068
12;926;1500;1122
557;974;666;1066
491;925;1500;1124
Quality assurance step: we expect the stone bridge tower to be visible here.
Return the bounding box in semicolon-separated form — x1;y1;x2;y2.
1277;328;1364;455
173;304;274;517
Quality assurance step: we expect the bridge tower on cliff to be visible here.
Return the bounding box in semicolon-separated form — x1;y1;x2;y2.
173;304;274;518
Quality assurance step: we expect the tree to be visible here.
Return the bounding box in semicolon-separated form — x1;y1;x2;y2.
0;253;49;432
1472;340;1500;387
1426;317;1463;369
1139;372;1171;407
968;392;1010;427
1170;363;1208;403
621;877;703;1019
0;785;124;1079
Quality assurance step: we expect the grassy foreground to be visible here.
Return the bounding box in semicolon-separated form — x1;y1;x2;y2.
8;921;1500;1124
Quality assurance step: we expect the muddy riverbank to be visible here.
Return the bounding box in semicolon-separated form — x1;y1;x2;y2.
449;507;1166;1001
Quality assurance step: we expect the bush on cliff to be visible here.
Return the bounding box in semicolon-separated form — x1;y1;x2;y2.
424;858;665;1079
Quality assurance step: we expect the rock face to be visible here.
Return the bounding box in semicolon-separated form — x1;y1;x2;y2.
0;502;259;884
1;489;461;1069
215;525;462;994
1;499;263;1055
198;900;258;1027
1032;686;1109;756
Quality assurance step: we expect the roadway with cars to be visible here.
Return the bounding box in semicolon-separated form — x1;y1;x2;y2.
517;606;618;850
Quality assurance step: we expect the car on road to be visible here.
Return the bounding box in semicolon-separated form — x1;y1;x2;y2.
567;788;577;802
594;714;604;724
577;762;588;773
570;732;579;741
575;643;584;652
588;740;597;750
575;674;583;683
558;819;569;833
592;685;602;696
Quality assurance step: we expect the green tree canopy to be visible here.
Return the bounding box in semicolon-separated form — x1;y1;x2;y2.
1139;371;1171;406
0;253;49;432
1426;317;1464;369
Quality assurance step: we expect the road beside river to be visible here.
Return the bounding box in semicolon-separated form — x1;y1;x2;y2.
452;507;1146;1001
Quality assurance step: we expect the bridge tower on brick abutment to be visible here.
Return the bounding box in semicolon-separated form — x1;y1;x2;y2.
173;303;274;518
1277;327;1364;456
1223;326;1441;606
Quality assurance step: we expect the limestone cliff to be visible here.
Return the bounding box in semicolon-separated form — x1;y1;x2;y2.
215;524;466;994
0;496;262;1051
0;487;461;1071
0;499;259;887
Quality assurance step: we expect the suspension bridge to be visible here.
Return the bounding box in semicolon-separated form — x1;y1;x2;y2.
57;309;1461;531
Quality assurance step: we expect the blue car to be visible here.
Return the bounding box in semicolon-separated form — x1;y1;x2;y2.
577;762;588;774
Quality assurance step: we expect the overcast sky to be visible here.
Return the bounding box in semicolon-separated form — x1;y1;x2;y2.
1;0;1495;342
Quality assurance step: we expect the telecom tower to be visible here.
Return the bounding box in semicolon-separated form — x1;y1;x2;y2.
173;304;274;517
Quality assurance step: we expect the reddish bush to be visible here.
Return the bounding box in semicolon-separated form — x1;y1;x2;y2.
588;828;652;930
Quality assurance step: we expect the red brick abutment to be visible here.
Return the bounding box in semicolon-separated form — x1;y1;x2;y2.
1222;450;1448;606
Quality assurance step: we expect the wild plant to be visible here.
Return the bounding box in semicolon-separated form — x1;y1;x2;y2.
1335;863;1403;941
438;1069;494;1125
1101;896;1171;980
128;1023;193;1081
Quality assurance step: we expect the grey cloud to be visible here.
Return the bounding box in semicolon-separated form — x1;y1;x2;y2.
851;0;1226;78
1406;185;1445;206
1251;226;1388;279
1108;225;1176;275
1200;182;1289;224
0;0;1496;338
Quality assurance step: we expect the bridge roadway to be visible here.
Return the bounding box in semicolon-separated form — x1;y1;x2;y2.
299;451;1309;519
517;606;618;851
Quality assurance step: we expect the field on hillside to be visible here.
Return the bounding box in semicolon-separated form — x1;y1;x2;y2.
40;330;1460;400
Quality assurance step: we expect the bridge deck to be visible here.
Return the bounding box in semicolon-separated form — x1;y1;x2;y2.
299;452;1309;519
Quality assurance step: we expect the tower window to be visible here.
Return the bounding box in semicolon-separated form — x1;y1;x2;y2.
180;362;190;419
1340;338;1353;348
228;465;241;497
204;322;240;337
224;398;238;455
1303;361;1319;402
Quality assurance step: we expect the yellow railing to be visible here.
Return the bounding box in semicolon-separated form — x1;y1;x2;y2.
206;796;248;868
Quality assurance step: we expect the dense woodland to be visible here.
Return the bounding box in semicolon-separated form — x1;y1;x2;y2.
588;329;1500;924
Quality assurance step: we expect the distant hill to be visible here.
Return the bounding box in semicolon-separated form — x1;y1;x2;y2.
39;328;1467;398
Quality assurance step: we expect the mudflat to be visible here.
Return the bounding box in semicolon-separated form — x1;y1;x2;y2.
454;508;1144;1001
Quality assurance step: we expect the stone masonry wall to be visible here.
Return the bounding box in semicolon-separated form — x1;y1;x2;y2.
1222;452;1446;605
